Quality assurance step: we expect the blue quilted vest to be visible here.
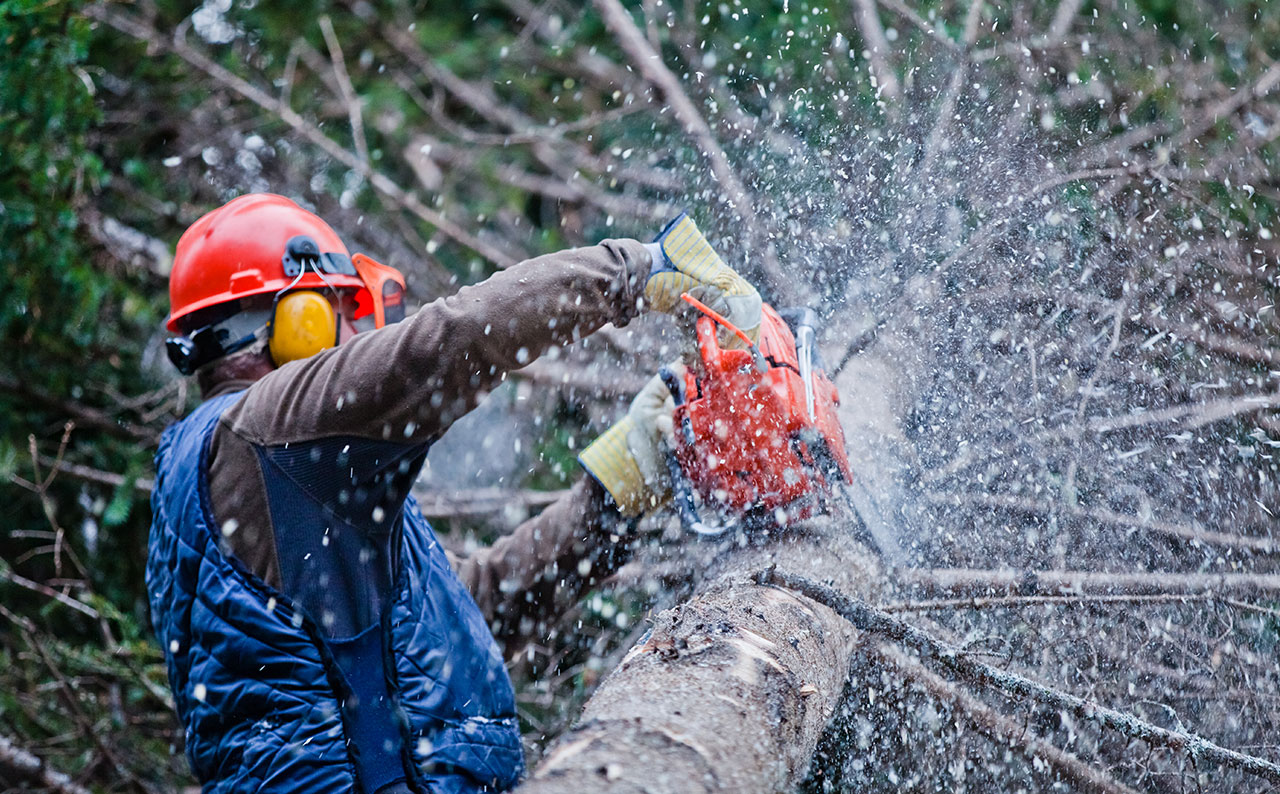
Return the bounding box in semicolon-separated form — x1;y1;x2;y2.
147;392;524;793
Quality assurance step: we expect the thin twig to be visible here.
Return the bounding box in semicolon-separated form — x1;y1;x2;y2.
32;454;154;493
922;490;1277;554
761;567;1280;787
896;567;1280;598
0;567;99;620
875;644;1142;794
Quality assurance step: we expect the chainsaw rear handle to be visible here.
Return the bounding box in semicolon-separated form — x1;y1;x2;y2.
659;366;695;447
659;364;737;538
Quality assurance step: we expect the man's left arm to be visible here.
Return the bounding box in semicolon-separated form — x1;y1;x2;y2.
450;476;635;658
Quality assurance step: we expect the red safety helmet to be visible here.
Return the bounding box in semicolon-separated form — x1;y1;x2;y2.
168;193;370;332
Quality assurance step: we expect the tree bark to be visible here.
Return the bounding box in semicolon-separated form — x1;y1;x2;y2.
515;516;882;794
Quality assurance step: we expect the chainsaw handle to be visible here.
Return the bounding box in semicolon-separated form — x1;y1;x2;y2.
659;365;735;537
660;367;696;450
659;366;684;406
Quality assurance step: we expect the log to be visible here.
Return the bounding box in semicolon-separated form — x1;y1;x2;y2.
515;515;882;793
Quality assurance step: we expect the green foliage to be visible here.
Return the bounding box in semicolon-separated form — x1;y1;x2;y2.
1;1;102;348
0;598;187;790
3;0;1280;788
0;5;175;787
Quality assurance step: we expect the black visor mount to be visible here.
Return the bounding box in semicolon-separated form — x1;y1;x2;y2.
282;235;358;277
166;309;271;375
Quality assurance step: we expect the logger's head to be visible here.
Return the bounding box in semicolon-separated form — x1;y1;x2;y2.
164;193;406;387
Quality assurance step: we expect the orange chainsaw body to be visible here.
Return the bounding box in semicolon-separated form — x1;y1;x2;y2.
671;304;852;523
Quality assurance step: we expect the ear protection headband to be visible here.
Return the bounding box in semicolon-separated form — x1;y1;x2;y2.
166;235;406;375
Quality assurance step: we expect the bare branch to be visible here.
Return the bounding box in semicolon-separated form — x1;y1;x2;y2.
0;374;157;443
882;591;1219;613
1170;59;1280;150
764;568;1280;787
922;490;1278;554
1035;391;1280;437
1047;0;1087;41
850;0;901;104
897;567;1280;598
514;357;648;396
318;15;369;165
87;6;518;270
589;0;789;297
876;644;1142;794
415;487;568;519
914;0;985;180
886;591;1280;620
874;0;964;55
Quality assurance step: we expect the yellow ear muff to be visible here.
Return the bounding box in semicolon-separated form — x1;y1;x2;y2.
269;290;338;365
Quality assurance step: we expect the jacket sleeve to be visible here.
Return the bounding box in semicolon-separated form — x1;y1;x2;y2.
218;239;651;446
450;476;636;658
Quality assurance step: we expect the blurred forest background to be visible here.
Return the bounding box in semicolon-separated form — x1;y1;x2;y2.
4;0;1280;791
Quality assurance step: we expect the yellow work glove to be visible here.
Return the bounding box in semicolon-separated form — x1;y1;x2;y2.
643;213;761;348
579;365;682;517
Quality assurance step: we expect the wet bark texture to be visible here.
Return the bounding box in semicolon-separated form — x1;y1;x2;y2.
515;520;882;794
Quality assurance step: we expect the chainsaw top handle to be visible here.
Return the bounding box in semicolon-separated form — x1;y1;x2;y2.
680;292;767;373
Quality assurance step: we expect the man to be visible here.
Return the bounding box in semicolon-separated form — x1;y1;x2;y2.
148;193;759;794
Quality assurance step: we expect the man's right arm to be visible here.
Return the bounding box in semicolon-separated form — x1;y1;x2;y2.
219;239;651;448
206;240;650;589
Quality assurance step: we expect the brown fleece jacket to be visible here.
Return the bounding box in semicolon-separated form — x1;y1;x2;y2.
203;240;650;654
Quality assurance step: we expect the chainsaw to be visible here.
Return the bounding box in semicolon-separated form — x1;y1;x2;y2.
659;295;858;538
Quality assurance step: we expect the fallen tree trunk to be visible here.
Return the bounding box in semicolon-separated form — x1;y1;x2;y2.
515;515;882;794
